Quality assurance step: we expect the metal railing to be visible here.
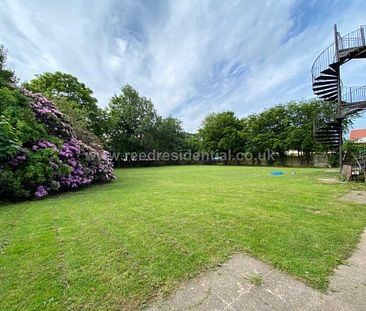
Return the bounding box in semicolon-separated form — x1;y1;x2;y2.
339;26;366;49
311;25;366;81
311;43;337;81
342;85;366;104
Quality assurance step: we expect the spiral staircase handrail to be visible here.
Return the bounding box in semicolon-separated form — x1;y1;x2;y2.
311;26;366;81
311;42;336;80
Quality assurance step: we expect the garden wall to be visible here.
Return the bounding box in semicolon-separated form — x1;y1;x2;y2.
116;154;331;168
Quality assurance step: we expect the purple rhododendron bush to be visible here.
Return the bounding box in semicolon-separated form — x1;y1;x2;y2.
0;89;115;200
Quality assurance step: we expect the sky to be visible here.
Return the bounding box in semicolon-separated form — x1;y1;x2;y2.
1;0;366;133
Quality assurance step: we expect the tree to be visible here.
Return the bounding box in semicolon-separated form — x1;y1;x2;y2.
241;100;342;162
285;101;320;158
253;105;290;161
23;71;104;137
0;45;16;88
241;114;266;156
105;85;159;155
154;116;185;152
199;111;245;156
180;132;202;153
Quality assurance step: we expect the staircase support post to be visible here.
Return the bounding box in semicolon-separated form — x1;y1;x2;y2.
334;24;343;172
334;24;342;119
334;24;340;62
339;119;343;173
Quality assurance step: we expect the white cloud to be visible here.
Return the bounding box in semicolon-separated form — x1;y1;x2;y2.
1;0;365;131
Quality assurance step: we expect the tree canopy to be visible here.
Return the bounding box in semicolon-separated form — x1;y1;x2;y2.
23;71;104;137
105;85;159;154
0;45;16;88
198;100;343;161
199;111;245;155
105;85;192;156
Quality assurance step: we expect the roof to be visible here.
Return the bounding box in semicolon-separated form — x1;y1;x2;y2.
350;129;366;141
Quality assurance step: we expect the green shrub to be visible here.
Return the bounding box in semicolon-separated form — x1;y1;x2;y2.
0;87;47;162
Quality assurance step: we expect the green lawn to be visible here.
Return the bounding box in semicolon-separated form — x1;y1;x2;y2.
1;166;366;310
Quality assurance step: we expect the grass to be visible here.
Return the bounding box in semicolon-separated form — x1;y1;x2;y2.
1;165;366;310
247;274;263;286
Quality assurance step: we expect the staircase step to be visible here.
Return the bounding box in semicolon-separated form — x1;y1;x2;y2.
314;88;338;96
315;139;339;143
321;68;337;76
313;84;338;92
315;143;339;145
316;127;340;131
314;133;339;137
326;121;340;126
315;138;339;141
339;47;361;58
322;94;338;101
318;138;339;142
315;131;339;135
313;81;338;91
313;80;338;87
313;87;338;94
316;125;339;129
315;141;339;145
315;139;339;142
314;80;338;85
315;75;338;81
315;131;339;134
318;73;338;80
315;138;340;142
315;132;339;135
351;49;366;59
315;133;339;138
320;93;338;100
329;63;339;70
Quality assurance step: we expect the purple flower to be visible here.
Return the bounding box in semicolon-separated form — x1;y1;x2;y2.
34;185;48;198
8;89;117;198
49;162;59;169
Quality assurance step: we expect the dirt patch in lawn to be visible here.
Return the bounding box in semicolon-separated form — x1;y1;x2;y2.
318;177;340;184
341;191;366;204
306;209;331;216
324;169;339;173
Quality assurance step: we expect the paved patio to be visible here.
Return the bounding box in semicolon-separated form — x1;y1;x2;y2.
146;229;366;310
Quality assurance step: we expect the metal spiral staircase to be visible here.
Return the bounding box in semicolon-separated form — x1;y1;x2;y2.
312;25;366;168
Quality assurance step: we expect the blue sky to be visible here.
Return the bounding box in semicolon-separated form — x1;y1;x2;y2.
1;0;365;132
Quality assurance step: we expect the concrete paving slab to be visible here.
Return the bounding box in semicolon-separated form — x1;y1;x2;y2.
146;229;366;311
